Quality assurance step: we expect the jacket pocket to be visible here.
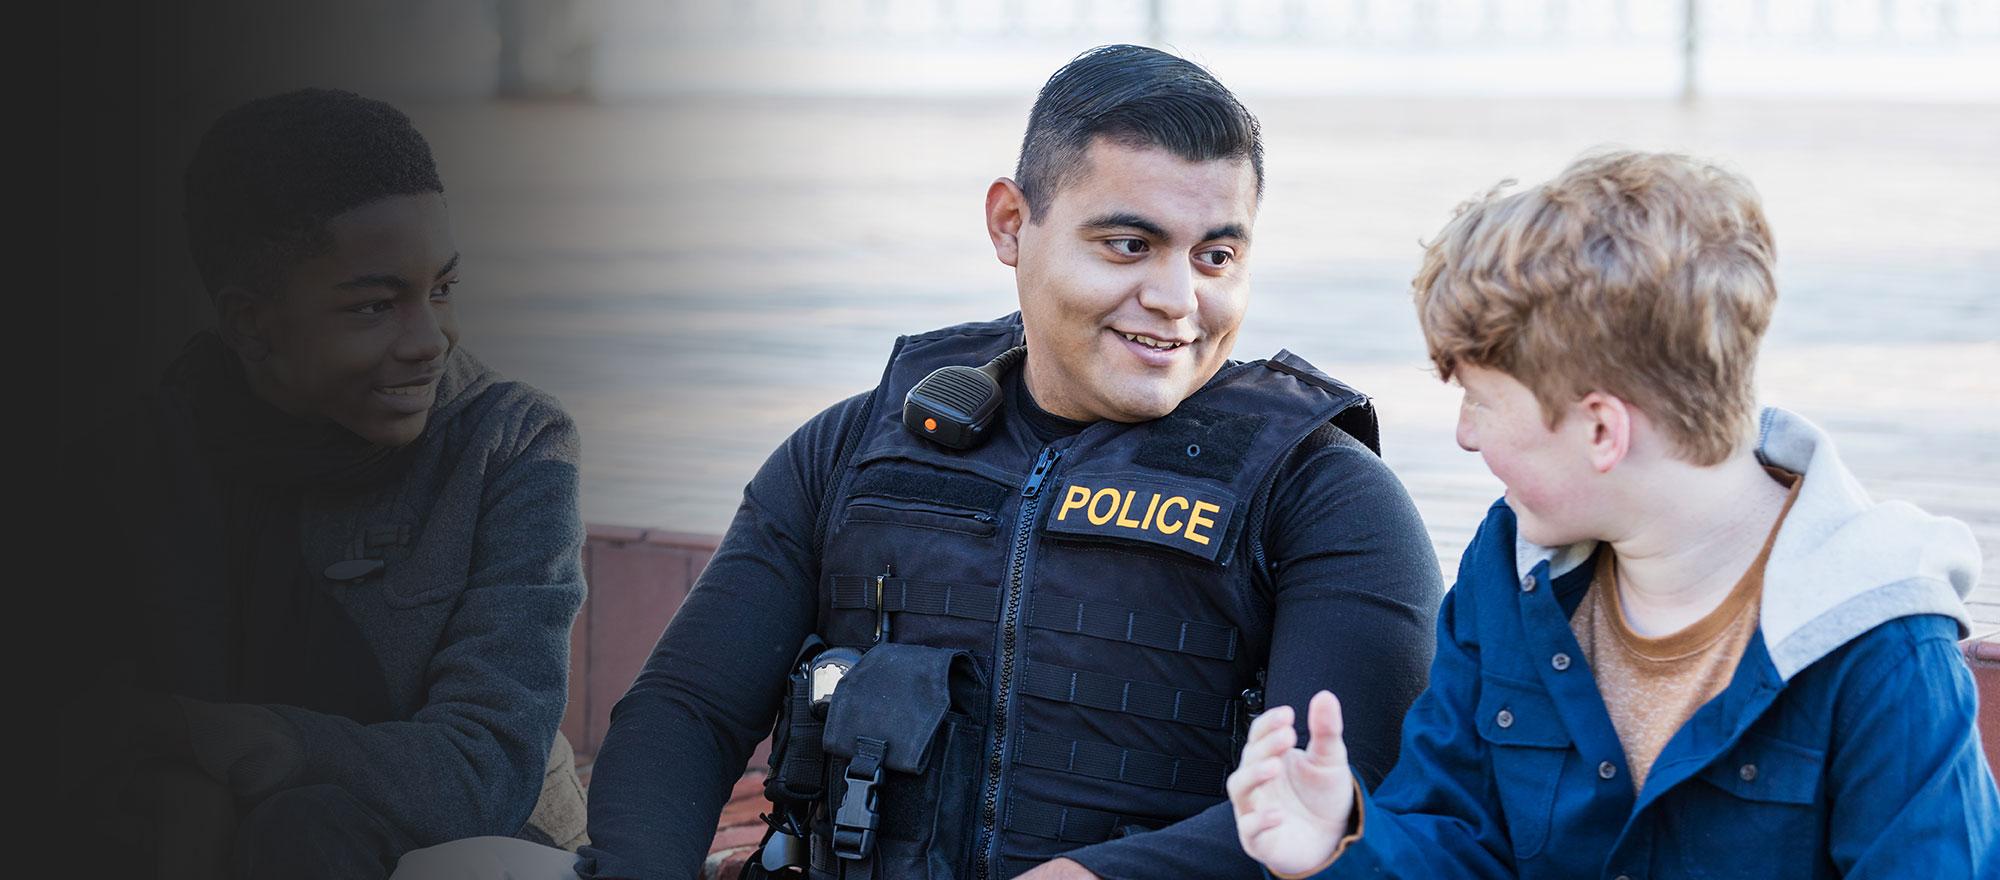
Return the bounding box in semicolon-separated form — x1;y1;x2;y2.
840;460;1009;539
1673;731;1827;878
844;500;998;538
1692;731;1822;805
1476;673;1572;861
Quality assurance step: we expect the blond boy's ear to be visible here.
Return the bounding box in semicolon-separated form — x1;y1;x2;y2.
1577;391;1634;474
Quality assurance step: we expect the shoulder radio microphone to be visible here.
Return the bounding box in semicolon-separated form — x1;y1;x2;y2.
902;346;1026;450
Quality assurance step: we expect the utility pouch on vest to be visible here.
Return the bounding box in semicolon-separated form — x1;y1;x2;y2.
744;636;833;880
811;642;988;879
767;636;831;804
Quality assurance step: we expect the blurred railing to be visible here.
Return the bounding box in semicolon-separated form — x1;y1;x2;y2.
598;0;1997;47
571;0;2000;98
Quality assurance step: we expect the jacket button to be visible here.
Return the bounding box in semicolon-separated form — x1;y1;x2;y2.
1521;574;1538;592
1739;763;1758;782
1551;652;1571;671
1495;709;1515;728
1598;761;1618;780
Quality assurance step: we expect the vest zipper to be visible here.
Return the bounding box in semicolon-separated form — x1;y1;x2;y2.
977;446;1061;880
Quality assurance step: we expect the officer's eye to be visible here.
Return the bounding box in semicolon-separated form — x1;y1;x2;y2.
431;281;457;301
350;299;394;316
1195;248;1234;268
1106;238;1149;257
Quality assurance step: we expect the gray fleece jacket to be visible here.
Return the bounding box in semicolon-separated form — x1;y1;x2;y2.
116;342;589;849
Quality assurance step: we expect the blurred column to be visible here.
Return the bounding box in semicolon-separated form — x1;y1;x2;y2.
497;0;597;98
1681;0;1699;104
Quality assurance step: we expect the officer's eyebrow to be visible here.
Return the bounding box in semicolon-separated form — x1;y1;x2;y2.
1083;213;1250;246
1204;223;1249;244
1081;212;1169;240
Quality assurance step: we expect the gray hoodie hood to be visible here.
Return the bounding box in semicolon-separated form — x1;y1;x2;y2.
1516;406;1978;682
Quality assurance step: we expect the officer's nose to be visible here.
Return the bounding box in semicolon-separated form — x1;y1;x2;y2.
1135;255;1198;321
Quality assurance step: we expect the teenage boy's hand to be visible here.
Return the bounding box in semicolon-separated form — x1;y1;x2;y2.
1227;690;1355;876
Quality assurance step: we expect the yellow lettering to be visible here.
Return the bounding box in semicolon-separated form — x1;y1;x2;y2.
1140;493;1162;530
1115;490;1143;528
1185;501;1222;546
1087;488;1121;526
1156;496;1189;535
1057;485;1090;522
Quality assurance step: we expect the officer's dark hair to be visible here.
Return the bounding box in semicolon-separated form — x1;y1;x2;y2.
1014;44;1263;220
184;88;444;299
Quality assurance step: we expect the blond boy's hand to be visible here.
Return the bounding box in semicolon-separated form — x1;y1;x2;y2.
1227;690;1355;876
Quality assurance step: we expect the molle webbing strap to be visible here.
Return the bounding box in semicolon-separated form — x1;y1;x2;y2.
1026;594;1239;661
829;575;1000;622
826;578;1242;663
1013;729;1228;796
1004;794;1163;844
1019;662;1233;730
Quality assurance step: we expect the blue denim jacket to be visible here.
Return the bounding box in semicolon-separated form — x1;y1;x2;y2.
1307;408;1999;878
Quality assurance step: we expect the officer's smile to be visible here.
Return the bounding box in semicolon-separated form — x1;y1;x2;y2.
1115;330;1189;350
1111;328;1194;366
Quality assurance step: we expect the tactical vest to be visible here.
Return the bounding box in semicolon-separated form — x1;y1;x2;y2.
807;315;1377;880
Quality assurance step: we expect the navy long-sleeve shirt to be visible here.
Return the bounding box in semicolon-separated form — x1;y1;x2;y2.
579;370;1444;880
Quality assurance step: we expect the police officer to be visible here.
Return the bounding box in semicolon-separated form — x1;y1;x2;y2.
576;45;1445;880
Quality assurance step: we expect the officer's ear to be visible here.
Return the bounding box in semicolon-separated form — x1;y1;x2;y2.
986;178;1029;268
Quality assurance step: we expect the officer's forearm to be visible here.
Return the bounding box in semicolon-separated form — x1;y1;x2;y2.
1062;802;1261;879
1259;437;1444;788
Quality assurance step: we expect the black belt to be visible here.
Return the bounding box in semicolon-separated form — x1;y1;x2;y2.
1019;662;1233;729
1013;729;1228;796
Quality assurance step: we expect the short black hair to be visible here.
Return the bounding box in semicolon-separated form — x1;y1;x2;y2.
1014;44;1263;219
184;88;443;298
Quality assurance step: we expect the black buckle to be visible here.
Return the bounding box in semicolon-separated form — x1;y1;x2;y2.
832;741;885;860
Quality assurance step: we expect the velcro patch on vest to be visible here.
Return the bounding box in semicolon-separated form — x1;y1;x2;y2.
1042;476;1236;562
849;465;1011;516
1131;403;1267;482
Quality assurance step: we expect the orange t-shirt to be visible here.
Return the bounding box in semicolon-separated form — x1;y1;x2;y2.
1569;469;1801;790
